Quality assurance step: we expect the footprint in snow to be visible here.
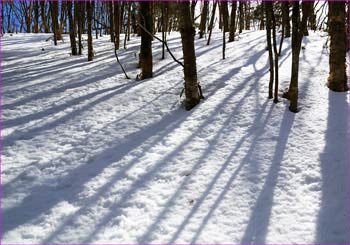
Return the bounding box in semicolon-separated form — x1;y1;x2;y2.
180;170;192;177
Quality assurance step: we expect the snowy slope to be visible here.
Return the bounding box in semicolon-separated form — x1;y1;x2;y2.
2;30;349;244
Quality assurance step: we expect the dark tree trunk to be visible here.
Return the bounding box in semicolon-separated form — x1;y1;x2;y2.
161;2;166;59
114;2;120;50
40;2;50;33
229;1;237;42
245;2;250;30
33;1;39;33
239;1;244;33
75;2;83;55
87;0;93;61
284;2;291;38
109;2;114;42
140;1;153;79
328;1;348;92
271;4;279;103
67;1;77;55
221;1;229;32
288;1;312;113
207;0;217;45
265;2;274;100
260;2;265;30
199;1;208;38
50;1;59;45
190;0;196;25
302;1;310;36
179;1;200;110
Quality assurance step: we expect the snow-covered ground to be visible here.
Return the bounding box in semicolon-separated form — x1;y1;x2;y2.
2;30;349;244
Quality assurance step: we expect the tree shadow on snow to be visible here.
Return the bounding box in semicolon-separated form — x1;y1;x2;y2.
315;91;349;244
240;108;294;244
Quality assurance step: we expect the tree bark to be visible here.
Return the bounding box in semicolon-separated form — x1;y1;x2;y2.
87;0;93;61
239;1;244;33
207;1;217;45
114;1;120;50
288;1;312;113
283;2;291;37
229;1;237;42
328;1;348;92
179;1;200;110
140;1;153;79
221;1;229;32
199;1;208;38
265;2;274;100
67;1;77;55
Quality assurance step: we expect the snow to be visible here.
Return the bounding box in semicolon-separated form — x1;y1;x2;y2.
2;30;349;244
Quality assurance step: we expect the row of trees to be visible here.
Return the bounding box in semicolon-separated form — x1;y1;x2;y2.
1;1;348;112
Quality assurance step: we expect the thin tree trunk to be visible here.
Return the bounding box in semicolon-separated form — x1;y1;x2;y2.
271;4;279;103
199;1;208;38
179;1;200;110
87;0;93;61
288;1;312;112
207;0;217;46
114;2;120;50
284;2;291;37
265;2;274;99
190;0;196;25
33;1;39;33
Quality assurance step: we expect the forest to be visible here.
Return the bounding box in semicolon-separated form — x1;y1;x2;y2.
1;0;349;244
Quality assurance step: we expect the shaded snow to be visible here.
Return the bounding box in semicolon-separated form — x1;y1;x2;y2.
1;30;349;244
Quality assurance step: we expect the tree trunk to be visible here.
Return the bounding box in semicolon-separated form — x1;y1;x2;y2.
271;4;279;103
199;1;208;38
114;2;120;50
33;1;39;33
75;2;83;55
288;1;312;113
207;0;217;46
265;2;274;99
284;2;291;38
179;1;200;110
239;2;244;33
140;1;153;79
50;1;59;45
221;1;229;32
328;1;348;92
87;0;93;61
67;1;77;55
245;2;250;30
109;2;114;42
190;0;196;25
41;2;50;33
229;1;237;42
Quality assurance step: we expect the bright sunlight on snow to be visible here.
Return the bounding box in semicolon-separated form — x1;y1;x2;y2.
2;29;349;244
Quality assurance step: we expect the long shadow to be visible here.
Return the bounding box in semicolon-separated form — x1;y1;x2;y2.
43;50;270;243
190;104;275;244
3;79;146;146
139;72;265;243
240;108;294;244
2;100;188;236
2;64;118;111
139;55;270;243
315;91;349;244
2;82;136;129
